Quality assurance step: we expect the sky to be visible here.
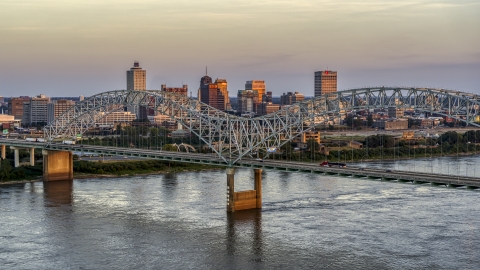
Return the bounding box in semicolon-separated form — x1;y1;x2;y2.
1;0;479;98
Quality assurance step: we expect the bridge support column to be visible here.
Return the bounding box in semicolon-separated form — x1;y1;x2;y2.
1;145;5;159
226;168;262;212
13;148;19;168
43;150;73;181
226;168;235;212
254;169;262;209
30;148;35;166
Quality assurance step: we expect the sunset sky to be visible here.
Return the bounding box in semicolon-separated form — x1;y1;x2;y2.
1;0;479;97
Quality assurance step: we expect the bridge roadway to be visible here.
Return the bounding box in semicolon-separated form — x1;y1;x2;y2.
1;138;480;189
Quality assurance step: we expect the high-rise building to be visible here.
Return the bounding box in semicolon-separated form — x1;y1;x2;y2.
198;70;229;111
245;80;265;102
314;70;337;97
198;70;213;104
47;99;76;124
237;90;259;114
8;97;30;120
262;91;272;103
126;61;146;119
214;79;231;110
280;92;305;105
127;61;146;90
22;94;50;125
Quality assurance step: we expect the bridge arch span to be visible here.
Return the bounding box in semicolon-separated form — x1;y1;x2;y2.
44;87;480;164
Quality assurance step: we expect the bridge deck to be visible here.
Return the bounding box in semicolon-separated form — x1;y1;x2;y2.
1;138;479;188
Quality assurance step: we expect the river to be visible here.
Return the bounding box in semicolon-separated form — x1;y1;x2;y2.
1;157;479;269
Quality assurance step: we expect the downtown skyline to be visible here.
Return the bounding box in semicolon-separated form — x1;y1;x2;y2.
1;0;479;97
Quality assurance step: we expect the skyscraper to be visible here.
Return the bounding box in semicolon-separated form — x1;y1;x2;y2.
237;90;259;114
198;69;229;111
126;62;146;119
127;61;146;90
314;70;337;97
214;79;230;110
245;80;265;102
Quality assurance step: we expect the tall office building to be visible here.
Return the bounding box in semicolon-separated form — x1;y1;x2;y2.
8;97;30;120
198;70;213;103
214;79;230;110
262;91;273;103
126;62;147;119
237;90;259;114
245;80;265;102
22;94;50;125
127;61;146;91
198;70;229;111
280;92;305;105
314;70;337;97
47;99;76;124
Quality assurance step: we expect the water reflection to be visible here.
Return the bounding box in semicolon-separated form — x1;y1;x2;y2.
163;173;178;189
43;180;73;206
226;209;263;256
278;171;292;190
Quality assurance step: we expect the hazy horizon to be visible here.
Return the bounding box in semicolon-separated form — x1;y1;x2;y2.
1;0;479;97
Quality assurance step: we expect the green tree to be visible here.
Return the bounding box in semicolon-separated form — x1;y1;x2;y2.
0;159;13;181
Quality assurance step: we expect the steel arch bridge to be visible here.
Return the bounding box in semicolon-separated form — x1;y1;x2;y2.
44;87;480;165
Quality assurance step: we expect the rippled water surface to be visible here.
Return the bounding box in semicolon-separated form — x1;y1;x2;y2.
1;158;480;269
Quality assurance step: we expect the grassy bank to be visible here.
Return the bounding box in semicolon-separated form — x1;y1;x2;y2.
0;159;222;184
73;160;223;177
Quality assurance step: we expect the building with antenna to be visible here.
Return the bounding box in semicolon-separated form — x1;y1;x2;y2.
197;67;230;111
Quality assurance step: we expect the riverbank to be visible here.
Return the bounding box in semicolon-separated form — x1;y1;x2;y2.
0;162;224;186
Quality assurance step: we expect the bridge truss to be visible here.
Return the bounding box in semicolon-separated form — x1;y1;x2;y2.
44;87;480;165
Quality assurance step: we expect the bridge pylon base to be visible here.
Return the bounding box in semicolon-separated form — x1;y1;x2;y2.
43;150;73;181
226;168;262;212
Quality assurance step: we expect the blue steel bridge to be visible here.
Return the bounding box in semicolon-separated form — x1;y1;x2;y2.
1;87;480;211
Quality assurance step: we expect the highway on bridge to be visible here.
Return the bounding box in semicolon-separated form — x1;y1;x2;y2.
2;138;480;188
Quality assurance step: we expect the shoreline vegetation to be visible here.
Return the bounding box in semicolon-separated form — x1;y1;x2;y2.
2;129;480;185
0;160;224;185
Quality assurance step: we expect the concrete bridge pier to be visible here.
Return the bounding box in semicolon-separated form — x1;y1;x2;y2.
30;148;35;166
226;168;262;212
226;168;235;212
10;147;36;167
42;150;73;181
11;147;20;167
1;145;5;159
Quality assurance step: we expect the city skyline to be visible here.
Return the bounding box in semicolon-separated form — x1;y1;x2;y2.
1;0;479;97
